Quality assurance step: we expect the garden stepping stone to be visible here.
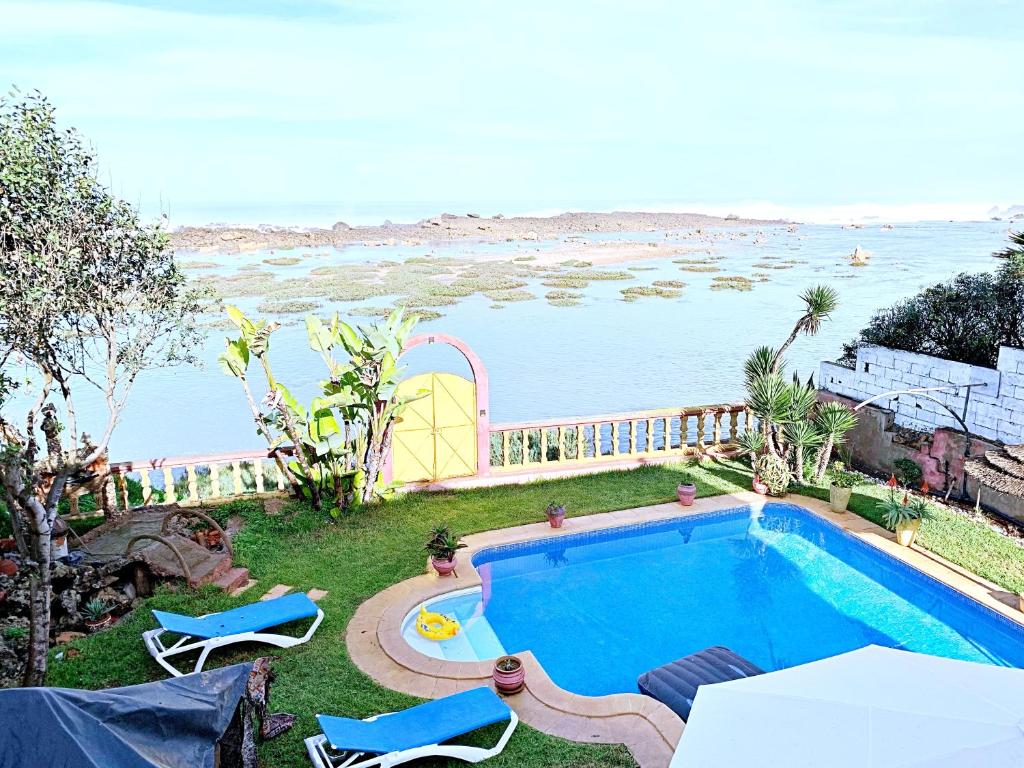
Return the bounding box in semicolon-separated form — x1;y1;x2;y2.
259;584;293;601
307;589;328;602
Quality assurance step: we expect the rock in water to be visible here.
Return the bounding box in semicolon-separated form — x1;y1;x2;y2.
850;245;871;265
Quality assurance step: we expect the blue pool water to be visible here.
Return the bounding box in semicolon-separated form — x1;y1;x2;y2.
419;504;1024;697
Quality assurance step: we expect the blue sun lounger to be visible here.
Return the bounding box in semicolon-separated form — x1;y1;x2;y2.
304;687;519;768
143;591;324;677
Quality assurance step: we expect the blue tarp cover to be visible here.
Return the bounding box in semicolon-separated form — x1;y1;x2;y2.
0;663;250;768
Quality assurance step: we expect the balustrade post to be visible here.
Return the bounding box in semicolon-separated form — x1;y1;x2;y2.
696;411;707;454
629;420;637;454
592;423;601;458
711;409;722;446
140;471;153;506
540;428;548;463
729;409;740;442
645;419;653;452
209;464;221;498
558;426;565;461
255;458;265;493
116;472;130;511
231;460;243;495
186;465;199;503
161;467;174;504
663;417;671;451
502;431;511;468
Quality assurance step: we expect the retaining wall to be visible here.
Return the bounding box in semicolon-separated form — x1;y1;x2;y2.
819;345;1024;445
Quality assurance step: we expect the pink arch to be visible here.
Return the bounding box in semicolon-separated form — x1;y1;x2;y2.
382;333;490;483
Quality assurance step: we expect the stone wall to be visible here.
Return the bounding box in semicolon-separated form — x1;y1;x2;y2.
819;345;1024;445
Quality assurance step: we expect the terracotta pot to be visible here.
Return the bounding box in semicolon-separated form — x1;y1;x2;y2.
431;555;457;577
206;529;222;548
829;485;853;513
493;655;525;695
0;558;18;577
0;538;16;553
677;484;697;506
546;512;565;529
752;478;768;496
85;613;116;633
895;518;921;547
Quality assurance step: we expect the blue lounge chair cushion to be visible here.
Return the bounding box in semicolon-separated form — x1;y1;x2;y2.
152;592;320;639
318;687;511;755
637;645;764;720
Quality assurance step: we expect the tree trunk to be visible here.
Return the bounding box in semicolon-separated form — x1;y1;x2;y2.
814;436;835;483
23;526;52;687
360;412;395;506
794;444;805;484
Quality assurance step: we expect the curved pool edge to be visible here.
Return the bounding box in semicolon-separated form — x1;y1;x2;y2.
345;490;1024;768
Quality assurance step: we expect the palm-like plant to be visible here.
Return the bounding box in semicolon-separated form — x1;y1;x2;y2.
783;420;823;484
812;401;858;482
744;345;782;387
993;230;1024;260
773;285;839;367
746;372;790;454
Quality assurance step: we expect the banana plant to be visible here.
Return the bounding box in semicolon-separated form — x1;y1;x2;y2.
219;306;324;511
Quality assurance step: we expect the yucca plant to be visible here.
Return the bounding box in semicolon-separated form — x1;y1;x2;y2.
772;284;839;368
993;230;1024;260
813;401;858;482
783;420;823;484
742;283;855;485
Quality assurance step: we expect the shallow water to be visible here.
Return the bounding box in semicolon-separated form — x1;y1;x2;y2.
31;220;1011;459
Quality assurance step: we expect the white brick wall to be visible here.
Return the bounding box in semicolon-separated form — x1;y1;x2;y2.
819;345;1024;444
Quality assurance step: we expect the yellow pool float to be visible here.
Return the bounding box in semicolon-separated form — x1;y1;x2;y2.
415;604;460;641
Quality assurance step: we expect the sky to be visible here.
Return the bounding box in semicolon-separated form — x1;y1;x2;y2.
1;0;1021;225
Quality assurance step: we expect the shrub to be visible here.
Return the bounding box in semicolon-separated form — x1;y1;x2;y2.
893;458;923;489
841;250;1024;367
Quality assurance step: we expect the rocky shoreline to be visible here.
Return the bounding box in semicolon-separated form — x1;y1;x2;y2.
170;210;786;254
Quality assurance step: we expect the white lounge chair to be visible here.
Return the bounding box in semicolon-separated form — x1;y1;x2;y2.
143;591;324;677
304;687;519;768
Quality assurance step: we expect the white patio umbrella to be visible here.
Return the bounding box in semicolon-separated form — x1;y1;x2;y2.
671;645;1024;768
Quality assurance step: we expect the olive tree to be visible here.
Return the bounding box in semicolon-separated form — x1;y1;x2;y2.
0;91;203;686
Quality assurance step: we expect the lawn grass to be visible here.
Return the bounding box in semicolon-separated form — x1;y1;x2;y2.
45;459;1024;766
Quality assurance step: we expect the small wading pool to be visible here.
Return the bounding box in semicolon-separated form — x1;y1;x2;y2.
401;503;1024;697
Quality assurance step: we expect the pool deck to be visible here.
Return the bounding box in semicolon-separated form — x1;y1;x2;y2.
346;491;1024;768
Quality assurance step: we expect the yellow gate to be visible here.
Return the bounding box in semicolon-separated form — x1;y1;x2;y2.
391;372;477;483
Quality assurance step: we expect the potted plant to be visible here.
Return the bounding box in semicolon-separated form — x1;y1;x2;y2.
424;525;466;577
876;490;932;547
827;462;861;513
752;474;769;495
676;473;697;506
544;503;566;529
492;654;525;694
82;599;115;632
754;454;790;498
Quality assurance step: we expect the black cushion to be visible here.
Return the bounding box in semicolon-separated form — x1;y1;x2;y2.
637;646;764;721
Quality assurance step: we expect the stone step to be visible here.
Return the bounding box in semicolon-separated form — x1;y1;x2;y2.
213;566;251;593
142;536;232;587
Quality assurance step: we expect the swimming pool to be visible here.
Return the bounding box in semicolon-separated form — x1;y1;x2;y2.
402;503;1024;697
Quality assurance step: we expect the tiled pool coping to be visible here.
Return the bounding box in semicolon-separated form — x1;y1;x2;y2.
345;491;1024;768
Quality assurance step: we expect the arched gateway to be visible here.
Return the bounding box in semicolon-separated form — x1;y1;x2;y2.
386;334;490;484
